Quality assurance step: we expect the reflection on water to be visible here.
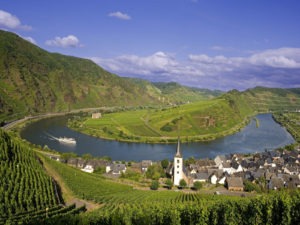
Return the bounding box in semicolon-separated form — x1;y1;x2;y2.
20;114;295;161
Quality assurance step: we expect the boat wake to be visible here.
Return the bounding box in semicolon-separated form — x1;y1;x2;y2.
44;132;76;145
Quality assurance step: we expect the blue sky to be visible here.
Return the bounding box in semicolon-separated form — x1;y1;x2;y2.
1;0;300;90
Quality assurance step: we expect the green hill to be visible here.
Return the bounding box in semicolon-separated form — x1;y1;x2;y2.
0;30;224;123
152;82;223;104
0;30;164;122
241;86;300;112
70;92;254;143
70;86;300;143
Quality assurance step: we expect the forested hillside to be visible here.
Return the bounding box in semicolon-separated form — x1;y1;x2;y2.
0;30;163;122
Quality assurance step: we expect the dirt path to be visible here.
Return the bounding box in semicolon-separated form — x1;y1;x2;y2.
39;153;101;211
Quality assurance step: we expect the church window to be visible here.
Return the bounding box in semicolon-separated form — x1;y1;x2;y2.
177;165;179;168
177;160;179;163
177;171;179;174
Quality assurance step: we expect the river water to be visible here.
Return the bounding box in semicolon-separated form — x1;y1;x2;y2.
20;114;295;161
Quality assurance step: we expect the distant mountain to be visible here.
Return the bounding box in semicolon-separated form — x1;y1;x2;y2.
152;82;223;103
0;30;164;121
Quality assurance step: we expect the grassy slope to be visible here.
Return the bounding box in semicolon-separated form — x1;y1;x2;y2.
70;91;254;143
152;82;223;103
70;87;300;143
0;30;163;122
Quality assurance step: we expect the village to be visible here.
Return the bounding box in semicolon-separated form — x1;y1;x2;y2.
47;139;300;193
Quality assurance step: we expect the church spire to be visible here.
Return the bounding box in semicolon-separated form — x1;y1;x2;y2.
175;137;182;157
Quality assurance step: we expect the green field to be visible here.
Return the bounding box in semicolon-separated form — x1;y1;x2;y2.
69;96;253;143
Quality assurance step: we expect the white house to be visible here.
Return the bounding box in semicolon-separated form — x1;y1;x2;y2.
92;113;102;119
209;174;218;184
81;165;94;173
106;163;127;175
141;160;152;172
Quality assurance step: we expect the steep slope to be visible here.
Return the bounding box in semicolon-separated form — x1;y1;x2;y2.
153;82;223;103
241;86;300;112
0;30;162;122
71;86;300;143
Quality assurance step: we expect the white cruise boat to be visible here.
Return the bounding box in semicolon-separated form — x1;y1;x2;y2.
57;137;76;144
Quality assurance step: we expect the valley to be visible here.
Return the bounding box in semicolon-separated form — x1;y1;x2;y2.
1;29;300;225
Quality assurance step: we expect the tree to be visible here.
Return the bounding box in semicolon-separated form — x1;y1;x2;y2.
150;180;159;190
193;181;202;191
184;157;196;166
165;179;173;189
146;164;165;180
82;153;92;160
179;179;187;189
61;152;77;161
161;159;169;169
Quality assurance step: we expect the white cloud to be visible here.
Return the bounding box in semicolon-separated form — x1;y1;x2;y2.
91;48;300;91
0;10;32;30
22;36;36;44
45;35;82;48
249;48;300;68
108;11;131;20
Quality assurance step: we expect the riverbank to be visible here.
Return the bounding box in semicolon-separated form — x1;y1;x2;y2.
272;112;300;143
68;116;251;144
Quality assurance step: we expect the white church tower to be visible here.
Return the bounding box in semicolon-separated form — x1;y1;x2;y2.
173;138;183;186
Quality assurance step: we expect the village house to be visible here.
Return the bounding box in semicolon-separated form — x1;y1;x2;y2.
81;165;94;173
226;177;244;191
141;160;152;172
106;163;127;175
192;172;209;183
182;147;300;191
92;112;102;119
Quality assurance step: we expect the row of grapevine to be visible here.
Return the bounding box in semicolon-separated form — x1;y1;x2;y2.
80;191;300;225
0;130;59;222
0;204;86;225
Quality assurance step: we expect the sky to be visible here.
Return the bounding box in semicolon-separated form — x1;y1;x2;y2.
1;0;300;91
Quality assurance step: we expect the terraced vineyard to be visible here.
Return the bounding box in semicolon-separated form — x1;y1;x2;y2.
70;96;253;143
242;87;300;113
273;112;300;142
43;155;300;225
0;130;85;224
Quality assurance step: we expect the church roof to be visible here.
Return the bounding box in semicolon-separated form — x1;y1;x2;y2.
175;138;182;158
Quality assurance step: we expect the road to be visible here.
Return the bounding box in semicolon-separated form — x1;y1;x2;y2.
1;107;108;131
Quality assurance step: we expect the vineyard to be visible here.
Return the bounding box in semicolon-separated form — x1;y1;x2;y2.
69;97;253;143
43;155;300;225
82;192;300;225
0;130;85;224
272;112;300;142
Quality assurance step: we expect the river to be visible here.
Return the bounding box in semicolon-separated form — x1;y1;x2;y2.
20;114;295;161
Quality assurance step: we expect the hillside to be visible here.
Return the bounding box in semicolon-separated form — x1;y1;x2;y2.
0;30;163;122
241;86;300;112
69;93;254;143
0;130;86;224
70;86;300;143
152;82;223;103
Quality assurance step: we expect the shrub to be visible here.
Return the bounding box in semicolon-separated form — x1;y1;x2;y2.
150;180;159;190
